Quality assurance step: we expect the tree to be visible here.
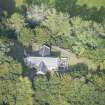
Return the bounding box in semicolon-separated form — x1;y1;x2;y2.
35;26;49;44
26;4;47;27
0;77;33;105
0;0;15;16
100;60;105;72
42;8;71;46
68;17;105;56
70;17;97;47
15;0;25;7
25;0;51;6
0;37;33;105
8;13;35;47
0;38;13;64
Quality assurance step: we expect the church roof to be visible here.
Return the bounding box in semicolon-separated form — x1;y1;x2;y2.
24;57;59;70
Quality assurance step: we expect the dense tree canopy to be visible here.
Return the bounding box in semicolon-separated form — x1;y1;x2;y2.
42;8;71;36
0;0;105;105
0;77;33;105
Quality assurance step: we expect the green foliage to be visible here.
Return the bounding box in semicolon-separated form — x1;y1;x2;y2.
0;77;33;105
70;17;98;48
83;49;105;62
34;75;73;105
100;60;105;71
65;17;105;61
0;1;105;105
0;0;15;15
55;0;105;22
33;73;105;105
0;38;13;64
55;0;76;13
0;39;33;105
17;27;35;47
0;17;16;38
70;63;88;78
15;0;25;7
0;61;22;79
26;4;47;27
76;0;105;9
8;13;24;33
8;13;35;47
35;26;49;44
35;10;105;62
67;80;105;105
24;0;55;6
41;8;71;47
42;8;71;36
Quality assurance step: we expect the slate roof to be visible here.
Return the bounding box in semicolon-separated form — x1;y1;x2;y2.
24;57;59;70
39;45;50;57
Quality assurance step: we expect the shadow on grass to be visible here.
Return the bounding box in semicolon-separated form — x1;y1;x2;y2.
68;63;89;78
55;63;89;79
8;40;29;74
